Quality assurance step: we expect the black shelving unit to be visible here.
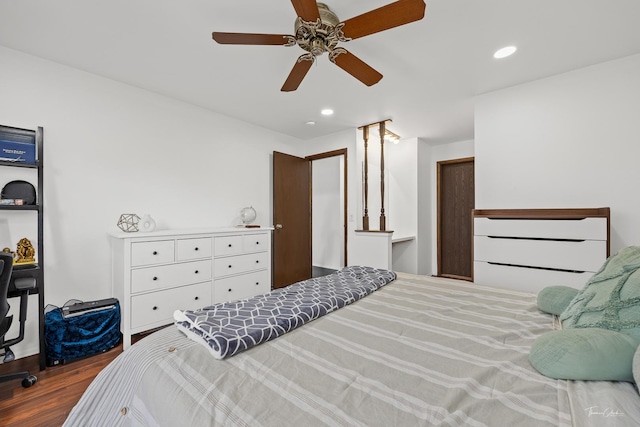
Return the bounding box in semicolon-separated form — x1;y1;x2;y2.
0;124;45;370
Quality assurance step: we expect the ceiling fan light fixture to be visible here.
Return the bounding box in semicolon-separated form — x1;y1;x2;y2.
309;38;326;56
494;45;517;59
321;108;334;116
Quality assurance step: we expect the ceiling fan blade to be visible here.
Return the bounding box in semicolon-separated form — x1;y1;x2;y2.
281;55;315;92
212;32;294;46
290;0;320;22
340;0;426;40
330;49;383;87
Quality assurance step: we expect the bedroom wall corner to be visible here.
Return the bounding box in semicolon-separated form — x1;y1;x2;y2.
475;53;640;253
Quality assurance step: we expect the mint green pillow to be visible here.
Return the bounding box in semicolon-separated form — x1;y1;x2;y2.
529;328;640;382
537;286;579;316
560;246;640;340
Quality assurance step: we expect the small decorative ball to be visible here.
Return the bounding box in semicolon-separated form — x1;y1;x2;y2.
117;214;140;232
240;206;257;224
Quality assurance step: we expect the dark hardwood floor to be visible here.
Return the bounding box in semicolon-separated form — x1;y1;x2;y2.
312;266;336;278
0;344;123;427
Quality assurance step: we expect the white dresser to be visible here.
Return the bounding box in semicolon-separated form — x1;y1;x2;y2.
473;208;610;293
109;227;272;349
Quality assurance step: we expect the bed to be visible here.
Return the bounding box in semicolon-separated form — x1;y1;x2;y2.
64;271;640;426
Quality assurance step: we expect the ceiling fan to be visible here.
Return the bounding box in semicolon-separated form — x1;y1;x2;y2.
212;0;426;92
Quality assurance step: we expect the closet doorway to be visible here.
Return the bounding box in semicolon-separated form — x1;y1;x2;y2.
307;149;347;277
437;157;474;281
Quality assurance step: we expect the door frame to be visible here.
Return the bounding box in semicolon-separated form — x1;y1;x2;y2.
306;148;348;267
436;156;474;281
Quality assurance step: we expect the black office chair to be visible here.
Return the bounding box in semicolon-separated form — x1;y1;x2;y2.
0;251;37;388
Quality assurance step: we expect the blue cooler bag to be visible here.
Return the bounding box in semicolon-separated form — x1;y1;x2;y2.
45;299;121;366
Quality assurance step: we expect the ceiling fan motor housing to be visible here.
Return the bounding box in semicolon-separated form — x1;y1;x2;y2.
295;3;343;56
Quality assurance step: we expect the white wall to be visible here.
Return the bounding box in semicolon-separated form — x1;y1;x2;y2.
311;156;344;269
388;139;418;240
387;138;418;274
0;46;302;357
475;53;640;253
416;139;432;275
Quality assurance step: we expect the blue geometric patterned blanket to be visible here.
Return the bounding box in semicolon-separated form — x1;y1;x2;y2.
174;266;396;359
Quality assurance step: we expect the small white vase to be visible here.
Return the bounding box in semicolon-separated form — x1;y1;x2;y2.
139;214;156;232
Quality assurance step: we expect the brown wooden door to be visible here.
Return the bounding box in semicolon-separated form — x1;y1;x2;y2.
437;158;474;281
273;151;311;288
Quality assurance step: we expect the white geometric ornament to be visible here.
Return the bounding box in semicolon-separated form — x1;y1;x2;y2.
117;213;140;232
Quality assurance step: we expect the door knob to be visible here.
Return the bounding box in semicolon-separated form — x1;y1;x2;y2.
275;224;283;229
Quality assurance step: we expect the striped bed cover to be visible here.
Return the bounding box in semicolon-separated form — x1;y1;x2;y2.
64;273;640;427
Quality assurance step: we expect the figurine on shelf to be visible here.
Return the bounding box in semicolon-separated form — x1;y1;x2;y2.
15;237;36;264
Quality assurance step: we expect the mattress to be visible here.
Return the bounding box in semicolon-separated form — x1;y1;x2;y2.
64;273;640;426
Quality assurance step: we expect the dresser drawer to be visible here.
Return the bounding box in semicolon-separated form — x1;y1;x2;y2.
131;260;212;294
242;233;269;253
474;261;592;292
214;252;269;278
130;281;211;329
474;235;606;272
177;237;212;261
214;270;270;303
214;235;243;257
131;240;175;267
474;217;607;240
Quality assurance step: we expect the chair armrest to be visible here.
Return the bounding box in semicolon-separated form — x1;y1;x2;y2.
13;277;36;291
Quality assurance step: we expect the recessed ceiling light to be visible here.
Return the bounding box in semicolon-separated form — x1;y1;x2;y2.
305;121;316;125
321;108;334;116
494;46;517;59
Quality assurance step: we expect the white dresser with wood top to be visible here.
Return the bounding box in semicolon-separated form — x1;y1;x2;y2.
473;208;610;293
109;227;272;349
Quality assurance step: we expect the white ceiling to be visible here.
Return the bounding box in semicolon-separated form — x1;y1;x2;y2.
1;0;640;143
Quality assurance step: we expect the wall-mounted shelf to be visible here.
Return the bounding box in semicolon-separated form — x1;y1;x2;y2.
0;124;45;370
0;205;40;211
